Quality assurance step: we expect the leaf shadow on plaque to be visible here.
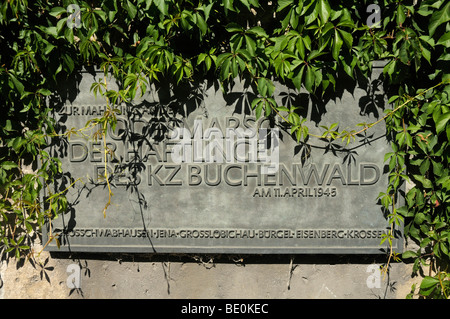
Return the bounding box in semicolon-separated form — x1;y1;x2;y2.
358;77;386;118
290;67;390;168
47;71;219;254
46;66;403;277
222;77;257;116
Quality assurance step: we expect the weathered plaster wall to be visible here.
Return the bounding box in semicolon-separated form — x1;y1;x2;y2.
0;239;420;299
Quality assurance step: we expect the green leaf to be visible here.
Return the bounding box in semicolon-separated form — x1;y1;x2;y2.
265;98;274;116
296;37;306;60
292;65;305;91
317;0;331;23
413;174;434;189
399;42;410;64
126;0;137;19
440;242;448;257
44;26;58;38
49;6;67;17
37;88;52;96
428;2;450;36
153;0;169;16
197;53;207;65
304;66;314;92
9;73;24;95
307;50;327;61
196;13;207;36
225;22;243;33
257;77;268;96
435;111;450;134
276;106;290;112
273;35;289;52
1;161;18;170
401;250;417;260
255;101;263;119
397;4;406;25
420;276;439;290
94;9;107;22
414;212;427;225
245;35;256;55
338;29;353;49
216;52;232;67
251;97;261;109
419;158;430;175
332;30;343;61
246;26;268;38
204;56;212;71
277;0;294;12
437;32;450;47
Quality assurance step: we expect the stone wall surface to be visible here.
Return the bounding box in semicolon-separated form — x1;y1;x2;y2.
0;239;420;299
0;65;419;300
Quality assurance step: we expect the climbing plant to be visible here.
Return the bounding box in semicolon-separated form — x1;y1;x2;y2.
0;0;449;298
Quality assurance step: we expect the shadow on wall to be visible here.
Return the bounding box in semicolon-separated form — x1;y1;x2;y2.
0;64;407;299
42;64;402;259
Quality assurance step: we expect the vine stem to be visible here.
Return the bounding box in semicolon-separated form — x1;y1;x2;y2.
36;177;82;257
383;193;396;281
438;272;449;299
102;121;113;218
101;68;113;218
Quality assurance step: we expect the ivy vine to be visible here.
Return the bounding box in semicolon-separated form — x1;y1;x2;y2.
0;0;449;298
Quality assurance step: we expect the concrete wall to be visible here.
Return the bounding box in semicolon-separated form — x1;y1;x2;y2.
0;184;420;300
0;238;420;299
0;66;422;300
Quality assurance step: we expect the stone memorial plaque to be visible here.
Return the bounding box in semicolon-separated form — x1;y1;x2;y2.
43;63;403;254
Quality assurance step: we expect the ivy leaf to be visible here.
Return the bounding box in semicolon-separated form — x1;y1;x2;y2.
419;158;430;175
296;37;306;60
257;77;274;97
397;4;406;25
435;111;450;134
277;0;294;12
291;64;305;91
304;65;314;92
339;29;353;49
399;42;410;64
9;73;24;96
1;161;18;170
428;1;450;36
317;0;331;23
332;30;343;61
246;26;268;38
255;100;263;119
245;35;256;55
413;174;434;189
419;276;439;290
307;49;327;62
436;32;450;47
196;13;207;36
153;0;169;16
225;22;242;33
49;6;67;17
402;250;418;259
126;0;137;19
223;0;235;12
